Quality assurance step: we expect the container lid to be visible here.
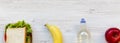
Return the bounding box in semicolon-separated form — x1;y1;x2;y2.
80;18;86;23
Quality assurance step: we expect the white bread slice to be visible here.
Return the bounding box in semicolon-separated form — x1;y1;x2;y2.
6;28;26;43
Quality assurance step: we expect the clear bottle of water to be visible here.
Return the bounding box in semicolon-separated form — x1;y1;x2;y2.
78;18;91;43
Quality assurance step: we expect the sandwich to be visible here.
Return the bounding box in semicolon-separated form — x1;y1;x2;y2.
4;21;32;43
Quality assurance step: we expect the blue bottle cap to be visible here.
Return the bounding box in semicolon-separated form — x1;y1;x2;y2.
80;18;86;23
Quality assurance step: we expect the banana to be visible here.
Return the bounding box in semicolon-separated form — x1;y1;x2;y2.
44;24;63;43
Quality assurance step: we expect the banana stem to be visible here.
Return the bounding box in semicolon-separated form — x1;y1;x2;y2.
44;24;50;28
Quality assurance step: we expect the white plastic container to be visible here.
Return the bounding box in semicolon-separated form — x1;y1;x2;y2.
78;18;91;43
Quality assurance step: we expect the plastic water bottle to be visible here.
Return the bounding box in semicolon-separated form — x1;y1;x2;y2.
78;18;91;43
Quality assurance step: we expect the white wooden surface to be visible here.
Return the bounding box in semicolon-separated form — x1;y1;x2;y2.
0;0;120;43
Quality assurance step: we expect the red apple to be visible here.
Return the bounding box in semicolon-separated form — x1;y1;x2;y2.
105;28;120;43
